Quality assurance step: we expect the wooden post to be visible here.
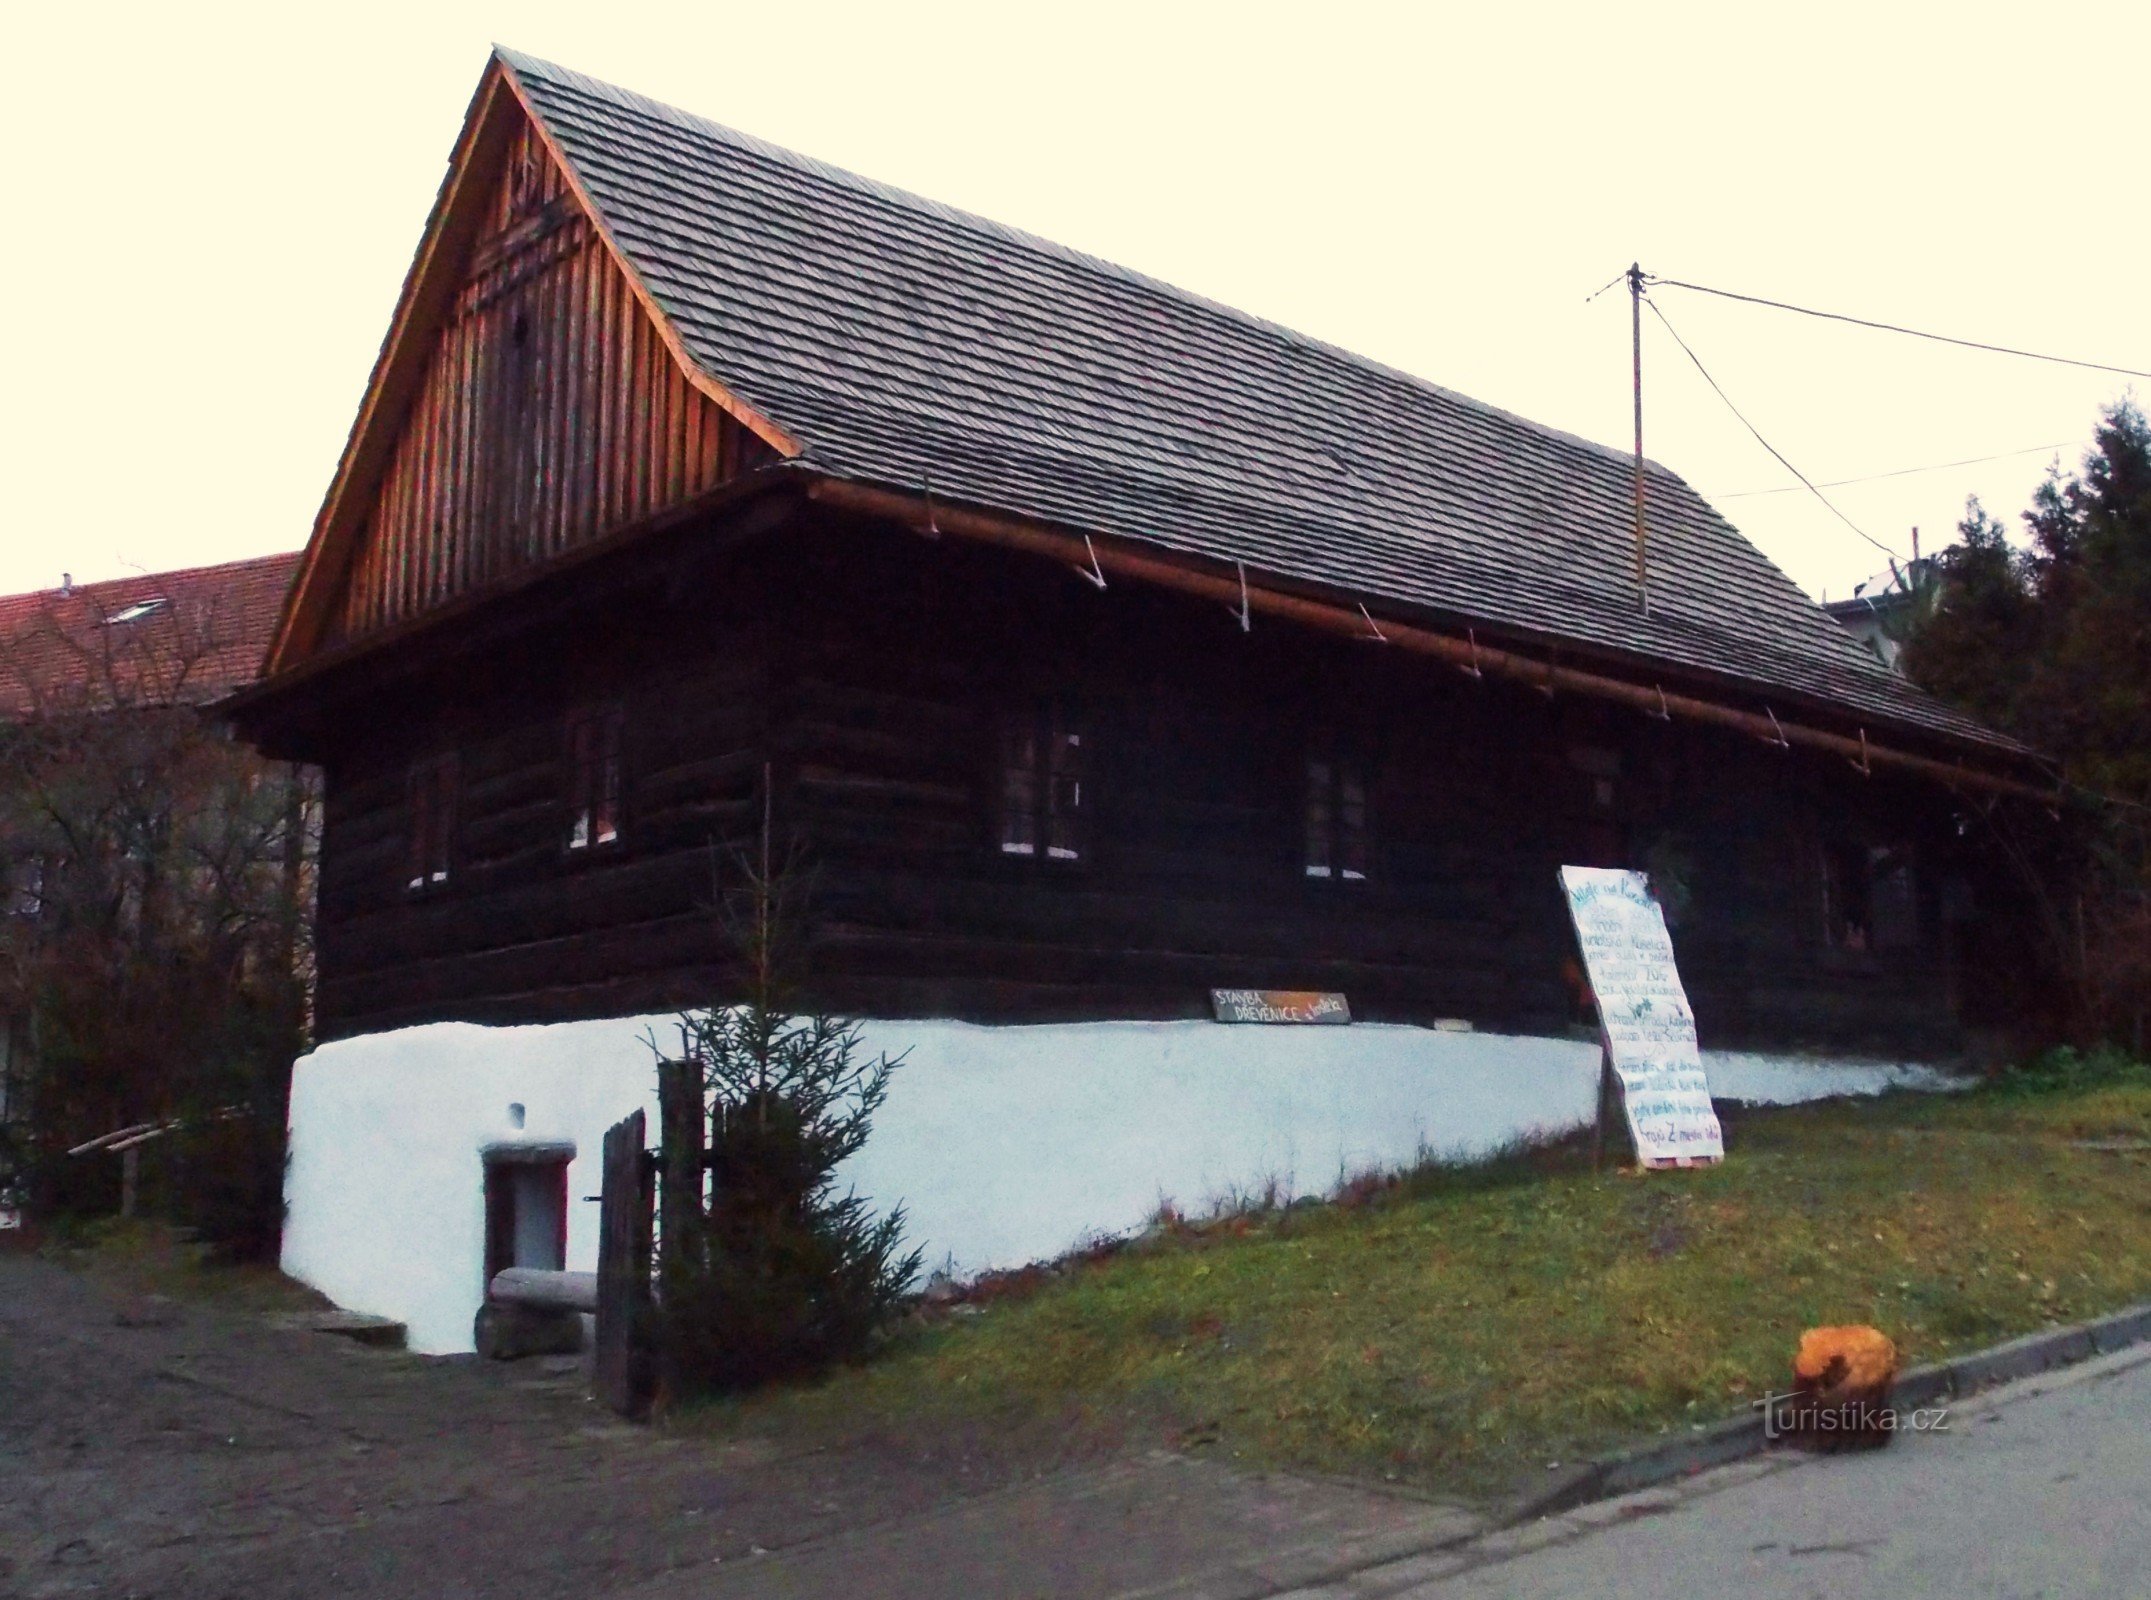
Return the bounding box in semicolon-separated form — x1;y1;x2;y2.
120;1144;139;1220
657;1060;704;1282
655;1057;704;1402
594;1109;655;1419
1629;262;1649;616
1593;1044;1621;1171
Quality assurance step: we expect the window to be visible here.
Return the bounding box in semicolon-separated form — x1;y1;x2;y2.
1567;745;1626;868
999;710;1086;862
104;597;168;626
1824;841;1917;952
407;754;459;892
1305;756;1368;880
566;706;625;851
1868;846;1918;949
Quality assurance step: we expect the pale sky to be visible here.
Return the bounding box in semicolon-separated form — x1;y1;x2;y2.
5;2;2145;603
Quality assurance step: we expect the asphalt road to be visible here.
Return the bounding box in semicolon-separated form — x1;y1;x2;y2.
1306;1345;2151;1600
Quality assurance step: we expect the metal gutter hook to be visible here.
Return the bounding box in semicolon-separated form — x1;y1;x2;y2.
1763;707;1791;750
1233;561;1251;632
1458;629;1484;680
920;472;942;539
1357;603;1388;643
1076;534;1107;590
1537;655;1559;699
1648;685;1672;722
1848;727;1872;777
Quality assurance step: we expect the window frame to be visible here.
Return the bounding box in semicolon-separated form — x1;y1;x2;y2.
406;753;459;895
1303;749;1371;883
995;706;1089;866
564;703;627;856
1824;838;1918;954
1867;843;1920;951
1565;743;1628;870
481;1145;572;1290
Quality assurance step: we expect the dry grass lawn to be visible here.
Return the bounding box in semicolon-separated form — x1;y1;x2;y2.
708;1056;2151;1501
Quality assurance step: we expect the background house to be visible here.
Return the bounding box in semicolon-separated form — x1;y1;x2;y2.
0;556;299;719
231;51;2049;1350
1824;559;1936;672
0;553;307;1250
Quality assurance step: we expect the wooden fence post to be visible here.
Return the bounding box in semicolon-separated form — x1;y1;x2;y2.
655;1058;705;1402
1592;1045;1620;1171
594;1109;655;1419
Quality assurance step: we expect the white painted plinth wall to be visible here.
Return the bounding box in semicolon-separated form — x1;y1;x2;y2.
281;1016;1957;1354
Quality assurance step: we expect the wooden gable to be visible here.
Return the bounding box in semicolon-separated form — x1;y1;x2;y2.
270;65;788;672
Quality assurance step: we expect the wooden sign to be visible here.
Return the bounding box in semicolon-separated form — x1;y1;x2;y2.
1558;866;1723;1168
1210;989;1351;1025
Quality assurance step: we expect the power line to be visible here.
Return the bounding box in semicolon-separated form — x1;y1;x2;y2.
1649;276;2151;380
1642;295;1903;559
1715;441;2075;499
1614;273;2149;814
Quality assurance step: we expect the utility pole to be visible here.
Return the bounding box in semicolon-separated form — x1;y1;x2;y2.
1629;262;1650;615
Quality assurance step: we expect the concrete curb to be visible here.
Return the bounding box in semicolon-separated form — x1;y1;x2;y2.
1513;1300;2151;1523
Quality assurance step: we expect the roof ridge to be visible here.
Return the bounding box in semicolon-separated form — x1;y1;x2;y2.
0;549;301;609
494;46;1684;486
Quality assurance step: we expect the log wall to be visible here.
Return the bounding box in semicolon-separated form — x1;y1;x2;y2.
313;563;772;1032
307;506;1978;1053
772;523;1964;1046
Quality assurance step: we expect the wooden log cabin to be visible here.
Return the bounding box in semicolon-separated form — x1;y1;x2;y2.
229;51;2050;1351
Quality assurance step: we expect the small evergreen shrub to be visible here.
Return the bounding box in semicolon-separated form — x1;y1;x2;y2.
660;1007;920;1392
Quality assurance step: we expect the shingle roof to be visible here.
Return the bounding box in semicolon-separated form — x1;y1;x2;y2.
501;50;2018;757
0;552;300;719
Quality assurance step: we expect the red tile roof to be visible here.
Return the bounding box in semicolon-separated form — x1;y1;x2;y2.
0;552;300;718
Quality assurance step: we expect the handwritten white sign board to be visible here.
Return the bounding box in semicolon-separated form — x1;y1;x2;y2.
1559;866;1724;1168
